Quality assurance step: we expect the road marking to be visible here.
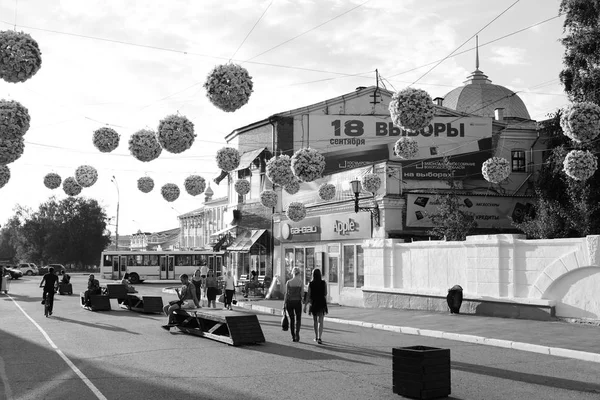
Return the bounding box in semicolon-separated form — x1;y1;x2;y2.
8;295;108;400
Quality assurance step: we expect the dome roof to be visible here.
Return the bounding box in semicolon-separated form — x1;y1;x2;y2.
204;183;214;197
442;69;531;120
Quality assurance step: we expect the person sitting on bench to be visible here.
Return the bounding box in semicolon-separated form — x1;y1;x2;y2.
243;270;258;298
61;273;71;284
120;273;137;293
162;274;199;330
84;274;101;307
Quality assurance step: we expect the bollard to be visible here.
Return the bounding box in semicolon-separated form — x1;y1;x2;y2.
446;285;463;314
392;346;451;399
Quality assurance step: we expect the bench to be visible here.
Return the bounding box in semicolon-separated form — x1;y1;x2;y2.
119;294;164;314
58;282;72;295
170;309;265;346
105;284;128;299
80;292;111;311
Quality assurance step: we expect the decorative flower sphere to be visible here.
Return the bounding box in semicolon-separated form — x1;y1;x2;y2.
92;127;120;153
203;63;253;112
291;147;325;182
0;31;42;83
266;155;295;187
318;183;336;201
157;114;196;154
284;179;300;195
62;176;82;197
361;173;382;193
137;176;154;193
389;87;436;132
44;172;61;189
286;202;307;222
482;157;511;184
560;102;600;143
75;165;98;188
0;164;9;188
184;175;206;196
129;129;162;162
216;147;240;172
394;137;420;159
563;150;598;181
260;190;278;208
161;183;180;202
234;179;250;195
0;137;24;165
0;99;30;139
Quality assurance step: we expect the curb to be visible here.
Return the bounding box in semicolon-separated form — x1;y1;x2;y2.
235;301;600;364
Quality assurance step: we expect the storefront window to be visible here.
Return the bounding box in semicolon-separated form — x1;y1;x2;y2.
295;248;304;281
305;248;314;285
343;245;355;287
328;255;338;283
357;245;364;288
285;248;295;280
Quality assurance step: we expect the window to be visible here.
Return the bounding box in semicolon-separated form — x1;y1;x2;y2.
511;150;526;172
343;245;355;287
343;244;364;288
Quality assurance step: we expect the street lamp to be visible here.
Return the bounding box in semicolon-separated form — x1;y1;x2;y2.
349;179;380;227
111;175;120;251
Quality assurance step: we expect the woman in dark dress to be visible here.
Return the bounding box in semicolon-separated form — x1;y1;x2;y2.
305;268;328;344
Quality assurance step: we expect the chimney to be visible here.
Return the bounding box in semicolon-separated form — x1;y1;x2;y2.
494;108;505;121
433;97;444;106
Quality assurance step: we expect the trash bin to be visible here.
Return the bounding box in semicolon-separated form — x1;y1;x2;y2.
392;345;451;399
446;285;463;314
1;274;9;294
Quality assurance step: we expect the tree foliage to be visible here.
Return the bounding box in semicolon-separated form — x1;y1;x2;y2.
0;197;111;266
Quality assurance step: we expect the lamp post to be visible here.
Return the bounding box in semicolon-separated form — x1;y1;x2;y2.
111;175;120;251
350;179;380;227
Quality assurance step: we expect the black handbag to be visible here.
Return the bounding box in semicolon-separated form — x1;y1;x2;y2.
281;309;289;331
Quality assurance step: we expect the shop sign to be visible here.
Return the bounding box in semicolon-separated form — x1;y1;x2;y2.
280;217;321;242
321;213;371;241
308;115;492;175
406;193;535;229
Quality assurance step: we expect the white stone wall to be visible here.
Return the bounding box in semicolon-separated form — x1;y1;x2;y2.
363;234;600;320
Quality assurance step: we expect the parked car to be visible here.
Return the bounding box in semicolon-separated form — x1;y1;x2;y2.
18;263;39;276
39;264;65;275
1;265;23;280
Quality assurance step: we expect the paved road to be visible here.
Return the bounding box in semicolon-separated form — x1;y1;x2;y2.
1;275;599;400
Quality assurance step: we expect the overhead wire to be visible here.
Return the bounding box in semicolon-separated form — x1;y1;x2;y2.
229;0;273;61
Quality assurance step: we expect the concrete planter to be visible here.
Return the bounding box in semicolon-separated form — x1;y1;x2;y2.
392;346;451;399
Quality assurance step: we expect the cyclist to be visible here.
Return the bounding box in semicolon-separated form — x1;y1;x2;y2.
39;267;59;315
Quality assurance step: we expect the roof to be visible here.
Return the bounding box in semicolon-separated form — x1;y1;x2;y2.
442;69;531;120
235;148;266;171
227;229;267;252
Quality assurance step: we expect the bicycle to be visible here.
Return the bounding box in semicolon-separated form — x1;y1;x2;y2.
41;284;57;317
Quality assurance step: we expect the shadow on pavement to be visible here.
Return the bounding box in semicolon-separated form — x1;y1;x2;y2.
50;316;142;335
452;361;600;395
2;293;43;303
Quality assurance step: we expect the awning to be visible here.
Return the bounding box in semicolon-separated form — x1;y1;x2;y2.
227;229;267;252
235;148;266;171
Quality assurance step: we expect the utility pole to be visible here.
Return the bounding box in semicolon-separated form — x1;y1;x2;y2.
111;175;120;251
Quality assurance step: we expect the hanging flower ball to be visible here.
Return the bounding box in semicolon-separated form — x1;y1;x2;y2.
286;202;306;222
157;114;196;154
291;147;325;182
0;99;30;139
137;176;154;193
203;63;254;112
389;87;436;132
393;137;420;159
560;102;600;143
266;155;295;187
0;164;9;188
161;183;180;202
184;175;206;196
318;183;336;201
129;129;162;162
74;165;98;188
92;127;120;153
216;147;240;172
563;150;598;181
234;179;250;195
284;179;300;195
260;190;278;208
44;172;61;189
0;31;42;83
361;173;382;193
482;157;511;184
62;176;82;197
0;137;24;165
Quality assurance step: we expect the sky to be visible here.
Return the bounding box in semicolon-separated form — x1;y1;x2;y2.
0;0;568;236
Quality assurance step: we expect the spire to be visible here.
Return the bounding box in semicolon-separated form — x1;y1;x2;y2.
476;35;479;70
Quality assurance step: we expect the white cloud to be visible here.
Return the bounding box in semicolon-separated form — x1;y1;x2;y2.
489;46;528;65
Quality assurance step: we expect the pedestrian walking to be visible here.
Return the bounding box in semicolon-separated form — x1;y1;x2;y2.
284;267;304;342
305;268;328;344
205;270;218;308
222;270;236;310
192;267;203;305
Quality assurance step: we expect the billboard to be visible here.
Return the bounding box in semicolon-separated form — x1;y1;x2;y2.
308;115;492;178
405;193;534;229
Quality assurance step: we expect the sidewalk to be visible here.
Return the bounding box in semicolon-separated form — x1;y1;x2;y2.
232;298;600;363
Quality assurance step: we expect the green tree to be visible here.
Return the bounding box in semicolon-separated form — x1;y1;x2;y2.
426;159;477;241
